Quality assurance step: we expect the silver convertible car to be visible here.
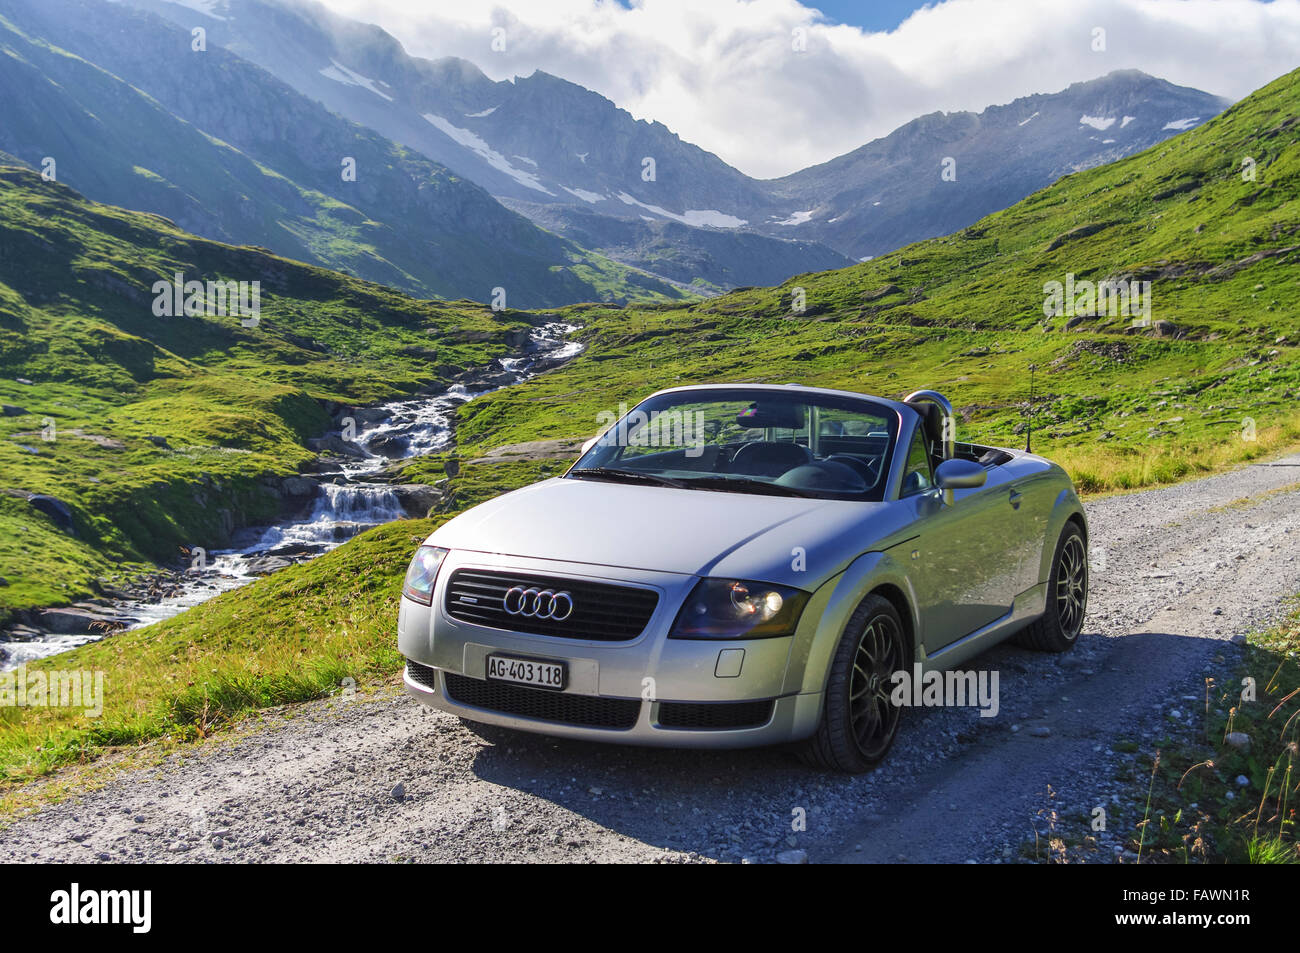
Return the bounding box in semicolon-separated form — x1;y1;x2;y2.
399;385;1088;772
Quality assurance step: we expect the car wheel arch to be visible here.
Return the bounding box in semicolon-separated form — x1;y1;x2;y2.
865;582;917;667
1038;488;1088;584
796;552;920;697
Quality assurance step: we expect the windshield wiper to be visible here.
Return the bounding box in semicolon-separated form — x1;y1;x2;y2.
675;476;818;498
568;467;689;488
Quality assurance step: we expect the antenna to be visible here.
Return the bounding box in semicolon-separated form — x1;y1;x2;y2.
1026;364;1035;454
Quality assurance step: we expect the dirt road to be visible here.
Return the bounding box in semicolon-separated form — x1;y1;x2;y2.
3;455;1298;863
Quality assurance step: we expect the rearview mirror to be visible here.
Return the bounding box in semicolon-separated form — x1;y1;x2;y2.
934;458;987;491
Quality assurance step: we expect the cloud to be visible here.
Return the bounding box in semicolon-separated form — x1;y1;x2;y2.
313;0;1300;177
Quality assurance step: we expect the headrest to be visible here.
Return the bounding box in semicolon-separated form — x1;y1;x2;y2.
736;401;805;430
904;400;946;445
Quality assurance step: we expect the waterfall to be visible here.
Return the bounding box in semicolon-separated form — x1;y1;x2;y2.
3;323;583;667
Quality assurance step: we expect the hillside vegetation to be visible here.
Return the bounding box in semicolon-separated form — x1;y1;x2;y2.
0;167;530;616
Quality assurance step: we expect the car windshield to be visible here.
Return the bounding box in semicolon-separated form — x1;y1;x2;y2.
568;388;899;501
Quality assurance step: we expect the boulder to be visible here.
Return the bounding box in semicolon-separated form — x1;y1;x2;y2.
341;406;389;426
28;494;76;535
504;328;533;349
245;555;293;576
37;606;128;634
306;434;368;459
392;484;443;517
367;434;409;459
280;476;321;497
1;404;28;416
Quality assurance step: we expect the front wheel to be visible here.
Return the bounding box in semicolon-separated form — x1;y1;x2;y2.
1015;522;1088;652
797;594;908;773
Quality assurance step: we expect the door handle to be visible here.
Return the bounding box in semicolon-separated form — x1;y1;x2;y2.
1008;489;1022;510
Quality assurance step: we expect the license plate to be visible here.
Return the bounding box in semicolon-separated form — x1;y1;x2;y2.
486;654;567;691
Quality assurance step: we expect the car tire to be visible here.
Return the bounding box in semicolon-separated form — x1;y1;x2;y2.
1015;521;1088;653
797;594;908;774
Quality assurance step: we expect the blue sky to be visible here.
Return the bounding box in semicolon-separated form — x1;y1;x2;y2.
808;0;933;31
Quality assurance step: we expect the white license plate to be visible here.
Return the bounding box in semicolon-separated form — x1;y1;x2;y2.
486;654;567;690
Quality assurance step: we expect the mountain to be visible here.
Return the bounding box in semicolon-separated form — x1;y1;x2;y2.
766;69;1235;258
0;0;686;307
119;0;1230;267
114;0;855;288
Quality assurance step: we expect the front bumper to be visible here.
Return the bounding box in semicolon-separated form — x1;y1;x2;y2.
397;551;825;748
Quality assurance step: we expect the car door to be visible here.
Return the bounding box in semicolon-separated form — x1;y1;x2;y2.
901;432;1018;654
999;461;1059;598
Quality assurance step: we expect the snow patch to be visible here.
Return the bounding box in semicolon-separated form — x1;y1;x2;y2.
164;0;226;19
1018;111;1039;127
513;155;538;167
616;192;746;228
319;60;393;101
1079;115;1116;131
775;209;816;226
683;209;747;228
422;114;553;195
1121;115;1137;128
562;186;604;204
465;107;498;118
1163;117;1201;131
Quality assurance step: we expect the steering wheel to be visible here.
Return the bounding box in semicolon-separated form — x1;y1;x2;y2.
824;454;879;485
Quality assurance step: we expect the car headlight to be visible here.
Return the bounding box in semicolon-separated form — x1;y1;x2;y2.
402;546;449;605
669;578;810;640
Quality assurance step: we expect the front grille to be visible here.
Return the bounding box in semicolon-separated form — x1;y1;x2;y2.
444;673;641;730
444;568;659;641
405;660;439;691
657;699;775;730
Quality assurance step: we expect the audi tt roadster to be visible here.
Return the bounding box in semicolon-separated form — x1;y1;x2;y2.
399;385;1088;772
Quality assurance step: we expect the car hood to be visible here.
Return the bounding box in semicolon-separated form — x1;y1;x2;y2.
427;477;894;585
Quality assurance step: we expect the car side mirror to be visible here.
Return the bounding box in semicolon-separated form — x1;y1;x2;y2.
935;458;987;490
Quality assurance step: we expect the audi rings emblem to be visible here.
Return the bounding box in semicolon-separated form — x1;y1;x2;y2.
503;587;575;621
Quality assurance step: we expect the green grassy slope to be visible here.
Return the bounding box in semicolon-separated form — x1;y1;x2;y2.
0;166;531;616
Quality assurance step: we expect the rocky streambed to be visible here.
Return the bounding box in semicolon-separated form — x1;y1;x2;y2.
0;323;582;669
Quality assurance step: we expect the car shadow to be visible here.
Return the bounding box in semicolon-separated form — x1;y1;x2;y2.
449;625;1228;861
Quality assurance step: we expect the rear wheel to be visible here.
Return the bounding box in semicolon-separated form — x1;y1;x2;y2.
798;594;907;773
1016;522;1088;652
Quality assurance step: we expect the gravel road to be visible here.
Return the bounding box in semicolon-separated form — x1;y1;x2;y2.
3;455;1298;864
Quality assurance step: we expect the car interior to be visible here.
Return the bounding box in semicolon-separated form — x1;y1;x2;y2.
584;395;1014;499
